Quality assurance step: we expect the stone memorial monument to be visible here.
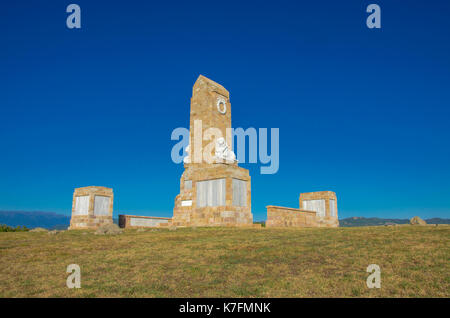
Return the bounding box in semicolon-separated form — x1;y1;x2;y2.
69;186;114;229
266;191;339;228
172;75;253;227
299;191;339;227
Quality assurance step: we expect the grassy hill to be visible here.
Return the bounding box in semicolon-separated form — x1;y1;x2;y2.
0;225;448;297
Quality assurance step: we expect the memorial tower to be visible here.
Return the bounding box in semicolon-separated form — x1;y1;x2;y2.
172;75;253;227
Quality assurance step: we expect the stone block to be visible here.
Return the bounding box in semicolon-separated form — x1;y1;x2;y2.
69;186;113;230
266;206;317;228
119;215;172;229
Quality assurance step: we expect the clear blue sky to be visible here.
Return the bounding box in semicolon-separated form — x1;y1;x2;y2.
1;1;449;221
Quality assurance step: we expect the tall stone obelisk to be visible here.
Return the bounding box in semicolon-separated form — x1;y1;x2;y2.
172;75;253;227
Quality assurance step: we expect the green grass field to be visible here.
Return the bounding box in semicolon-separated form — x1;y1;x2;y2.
0;225;448;297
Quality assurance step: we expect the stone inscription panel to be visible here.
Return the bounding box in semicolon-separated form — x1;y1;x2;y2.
74;195;90;215
130;217;169;227
181;200;192;206
94;195;110;216
197;178;226;207
329;199;337;217
232;178;247;207
303;199;326;217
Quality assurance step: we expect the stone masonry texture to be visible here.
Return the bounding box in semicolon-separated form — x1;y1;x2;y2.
172;75;254;227
119;215;172;229
266;191;339;228
69;186;114;230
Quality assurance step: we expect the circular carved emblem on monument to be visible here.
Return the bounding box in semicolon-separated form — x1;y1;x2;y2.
217;98;227;114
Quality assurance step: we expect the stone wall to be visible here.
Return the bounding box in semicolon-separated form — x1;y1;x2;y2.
266;191;339;228
119;215;172;229
69;186;113;229
266;206;317;228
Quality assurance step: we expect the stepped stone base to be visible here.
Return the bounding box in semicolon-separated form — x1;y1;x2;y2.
172;163;253;227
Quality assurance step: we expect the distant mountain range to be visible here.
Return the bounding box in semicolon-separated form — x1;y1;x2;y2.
339;216;450;227
1;211;449;229
0;211;71;230
0;211;121;230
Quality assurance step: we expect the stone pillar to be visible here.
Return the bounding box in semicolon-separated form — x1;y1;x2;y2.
299;191;339;227
172;75;253;227
69;186;114;229
189;75;232;164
